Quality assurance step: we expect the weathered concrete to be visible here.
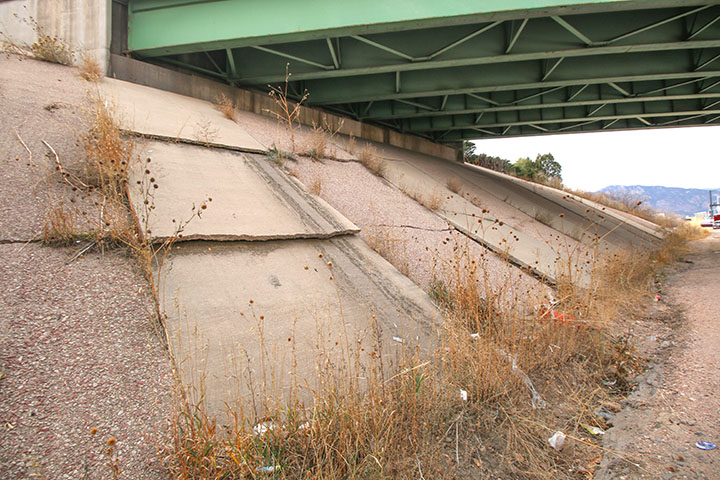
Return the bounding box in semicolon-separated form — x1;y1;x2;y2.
0;0;111;72
128;141;358;241
109;54;460;161
469;165;665;244
379;155;583;285
334;135;661;250
98;77;266;152
160;236;440;419
330;136;595;285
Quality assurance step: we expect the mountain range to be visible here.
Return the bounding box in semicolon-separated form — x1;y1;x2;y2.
597;185;720;216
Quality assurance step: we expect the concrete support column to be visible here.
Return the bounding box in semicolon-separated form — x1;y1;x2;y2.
0;0;112;73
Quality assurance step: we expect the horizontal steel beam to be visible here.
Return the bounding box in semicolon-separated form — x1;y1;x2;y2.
406;109;720;132
128;0;714;56
308;69;720;105
236;39;720;84
362;93;720;120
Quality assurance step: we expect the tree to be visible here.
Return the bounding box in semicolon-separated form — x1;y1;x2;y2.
535;153;562;180
463;141;478;163
510;153;563;184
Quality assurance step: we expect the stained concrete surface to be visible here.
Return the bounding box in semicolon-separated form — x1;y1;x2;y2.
129;141;358;241
334;136;662;251
99;77;265;152
160;235;440;419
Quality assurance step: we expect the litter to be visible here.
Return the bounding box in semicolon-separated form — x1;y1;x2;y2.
536;303;578;325
252;421;276;436
695;441;717;450
582;424;605;435
654;295;661;302
548;431;566;450
603;379;617;386
470;333;480;339
499;349;547;409
392;336;404;344
460;389;468;402
256;465;281;474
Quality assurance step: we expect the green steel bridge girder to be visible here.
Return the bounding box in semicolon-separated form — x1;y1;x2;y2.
128;0;720;140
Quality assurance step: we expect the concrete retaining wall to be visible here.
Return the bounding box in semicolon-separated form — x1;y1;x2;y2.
110;54;459;162
0;0;111;72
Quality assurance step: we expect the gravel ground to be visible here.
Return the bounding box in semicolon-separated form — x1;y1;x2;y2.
0;243;173;479
596;230;720;479
0;54;100;242
287;156;549;303
0;55;174;479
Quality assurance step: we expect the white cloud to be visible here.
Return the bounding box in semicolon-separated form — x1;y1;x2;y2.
472;125;720;192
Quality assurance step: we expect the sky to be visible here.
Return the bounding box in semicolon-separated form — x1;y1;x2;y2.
471;125;720;192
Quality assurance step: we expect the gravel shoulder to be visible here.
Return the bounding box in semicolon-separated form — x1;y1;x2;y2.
0;55;173;479
596;229;720;479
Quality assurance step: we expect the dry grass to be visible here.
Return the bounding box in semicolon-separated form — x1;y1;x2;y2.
446;177;462;194
43;201;81;245
160;218;699;479
566;189;680;229
357;146;386;176
78;52;102;82
30;34;74;65
214;93;236;121
266;63;308;153
308;176;323;196
300;116;344;160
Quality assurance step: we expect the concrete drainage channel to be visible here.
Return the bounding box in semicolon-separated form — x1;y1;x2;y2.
103;76;665;419
102;78;440;419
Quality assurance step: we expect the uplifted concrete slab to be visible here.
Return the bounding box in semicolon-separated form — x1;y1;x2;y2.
160;235;439;419
99;78;265;152
128;141;358;242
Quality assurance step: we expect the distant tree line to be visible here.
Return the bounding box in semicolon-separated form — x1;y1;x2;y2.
463;141;563;186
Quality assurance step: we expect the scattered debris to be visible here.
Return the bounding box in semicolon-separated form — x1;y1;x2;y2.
460;389;468;402
582;424;605;435
500;350;547;409
252;420;276;436
695;441;716;451
392;336;404;344
256;465;281;474
548;431;566;450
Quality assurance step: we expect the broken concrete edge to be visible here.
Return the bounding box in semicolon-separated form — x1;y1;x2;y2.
109;54;459;163
463;162;665;241
443;217;559;288
146;229;362;245
122;130;268;156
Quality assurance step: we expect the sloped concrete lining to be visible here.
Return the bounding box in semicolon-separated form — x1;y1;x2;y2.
128;141;358;241
466;165;665;244
159;236;440;419
334;136;661;250
377;157;587;286
98;78;266;152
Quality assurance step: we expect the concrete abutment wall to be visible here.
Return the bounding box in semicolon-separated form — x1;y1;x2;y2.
0;0;112;72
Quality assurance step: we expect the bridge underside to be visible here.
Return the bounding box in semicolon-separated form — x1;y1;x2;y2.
127;0;720;142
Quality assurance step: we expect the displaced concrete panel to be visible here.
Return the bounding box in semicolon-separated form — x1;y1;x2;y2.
159;236;440;418
128;141;358;241
99;77;266;152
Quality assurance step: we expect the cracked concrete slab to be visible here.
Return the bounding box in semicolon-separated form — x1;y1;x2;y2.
99;78;265;152
333;136;662;251
159;235;440;419
128;141;358;242
378;156;580;285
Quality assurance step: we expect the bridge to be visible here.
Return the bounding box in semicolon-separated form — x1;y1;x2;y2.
126;0;720;142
